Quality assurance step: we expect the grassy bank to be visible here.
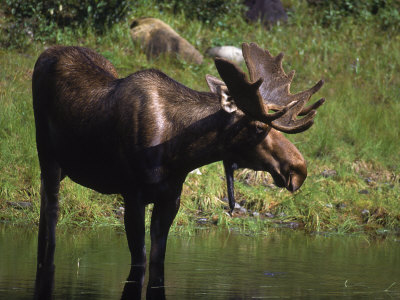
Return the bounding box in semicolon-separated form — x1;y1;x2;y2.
0;1;399;235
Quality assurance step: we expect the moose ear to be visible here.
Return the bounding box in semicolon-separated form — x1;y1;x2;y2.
205;74;226;93
219;86;237;113
205;75;237;113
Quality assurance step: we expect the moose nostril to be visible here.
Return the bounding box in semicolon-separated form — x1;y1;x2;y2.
287;173;296;192
288;171;306;192
288;182;297;193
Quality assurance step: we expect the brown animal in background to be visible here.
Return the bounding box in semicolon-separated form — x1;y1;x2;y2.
32;43;324;299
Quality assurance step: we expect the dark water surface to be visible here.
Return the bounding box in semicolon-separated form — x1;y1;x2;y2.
1;224;399;299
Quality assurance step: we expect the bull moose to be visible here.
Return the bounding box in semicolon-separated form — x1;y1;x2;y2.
32;43;325;298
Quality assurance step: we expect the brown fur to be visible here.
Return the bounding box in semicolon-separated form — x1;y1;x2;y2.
32;46;312;298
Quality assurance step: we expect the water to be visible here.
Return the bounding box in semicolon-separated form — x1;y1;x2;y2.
1;224;399;299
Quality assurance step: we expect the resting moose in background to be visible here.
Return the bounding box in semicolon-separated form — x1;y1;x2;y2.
32;43;325;299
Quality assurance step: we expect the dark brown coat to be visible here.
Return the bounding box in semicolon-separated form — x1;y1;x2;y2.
32;44;324;299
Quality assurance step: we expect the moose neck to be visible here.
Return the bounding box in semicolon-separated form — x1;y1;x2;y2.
166;92;248;172
120;70;256;181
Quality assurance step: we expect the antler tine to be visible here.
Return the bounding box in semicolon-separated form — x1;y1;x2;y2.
214;58;290;123
242;42;325;133
299;97;325;116
269;79;325;133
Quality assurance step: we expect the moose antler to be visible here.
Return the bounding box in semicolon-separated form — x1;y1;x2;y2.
214;58;292;123
242;42;325;133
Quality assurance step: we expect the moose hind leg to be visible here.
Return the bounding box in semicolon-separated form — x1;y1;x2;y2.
37;160;61;269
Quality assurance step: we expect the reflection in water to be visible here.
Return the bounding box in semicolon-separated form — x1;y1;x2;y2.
120;263;167;300
1;224;400;299
33;241;167;299
34;264;55;300
120;265;149;300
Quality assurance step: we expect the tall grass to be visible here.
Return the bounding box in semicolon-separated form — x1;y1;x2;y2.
0;0;399;233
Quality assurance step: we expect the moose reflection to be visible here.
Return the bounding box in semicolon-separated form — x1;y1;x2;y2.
32;43;325;298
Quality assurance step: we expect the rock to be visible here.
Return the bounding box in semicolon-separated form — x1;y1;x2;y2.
245;0;288;27
197;218;208;224
224;211;231;217
285;222;300;229
361;209;370;215
275;221;300;229
325;203;333;208
206;46;243;63
321;169;337;178
336;203;347;209
265;212;275;218
7;201;32;209
365;177;374;185
239;207;247;214
130;17;203;64
190;168;202;175
252;211;260;217
114;207;125;218
265;184;277;190
264;271;285;277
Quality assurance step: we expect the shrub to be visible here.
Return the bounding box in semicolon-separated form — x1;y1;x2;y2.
156;0;245;25
307;0;400;31
1;0;130;48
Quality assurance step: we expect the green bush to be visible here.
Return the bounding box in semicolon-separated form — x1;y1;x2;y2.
1;0;130;48
156;0;245;25
307;0;400;31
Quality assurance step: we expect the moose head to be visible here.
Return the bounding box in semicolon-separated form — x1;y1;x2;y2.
206;43;325;211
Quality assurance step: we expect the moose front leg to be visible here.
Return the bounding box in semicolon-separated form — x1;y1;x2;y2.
121;193;147;299
36;161;62;270
34;158;61;300
123;193;147;266
147;193;181;299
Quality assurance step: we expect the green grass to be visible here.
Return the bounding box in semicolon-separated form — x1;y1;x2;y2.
0;1;399;235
